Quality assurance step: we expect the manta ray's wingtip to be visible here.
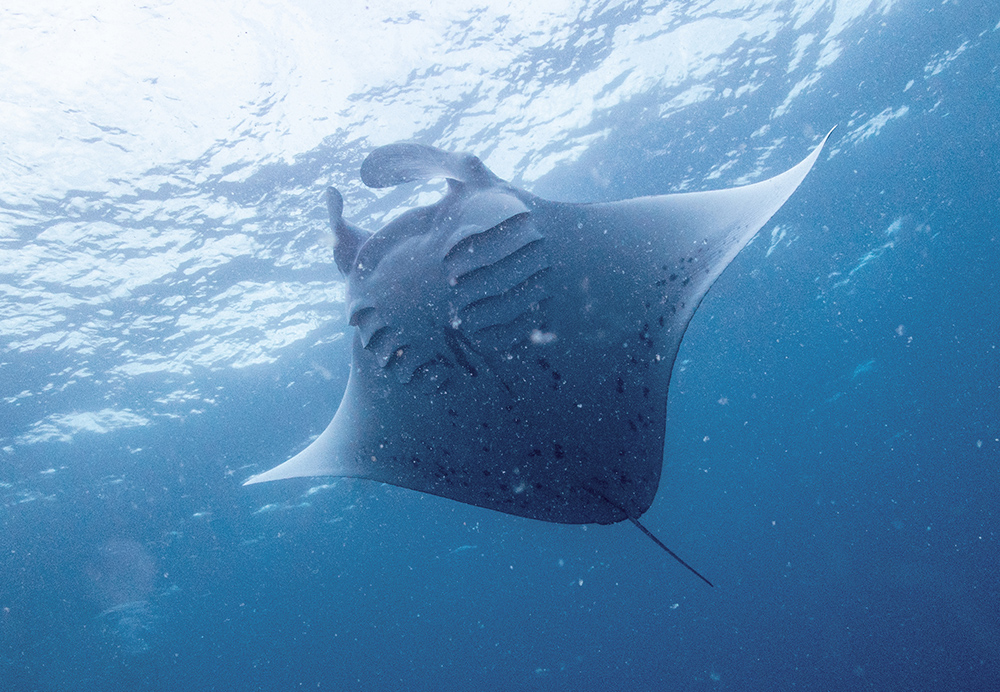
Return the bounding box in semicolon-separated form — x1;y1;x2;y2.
242;473;266;486
241;459;309;487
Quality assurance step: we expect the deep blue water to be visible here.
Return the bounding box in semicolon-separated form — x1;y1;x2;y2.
2;1;998;690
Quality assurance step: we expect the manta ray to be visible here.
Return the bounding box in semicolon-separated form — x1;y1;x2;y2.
246;132;832;585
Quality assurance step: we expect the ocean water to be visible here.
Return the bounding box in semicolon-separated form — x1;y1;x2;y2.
1;1;998;690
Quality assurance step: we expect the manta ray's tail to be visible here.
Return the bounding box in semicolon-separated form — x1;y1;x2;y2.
584;486;714;586
628;516;714;587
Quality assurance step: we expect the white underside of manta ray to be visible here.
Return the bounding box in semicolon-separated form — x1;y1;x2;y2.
245;130;833;584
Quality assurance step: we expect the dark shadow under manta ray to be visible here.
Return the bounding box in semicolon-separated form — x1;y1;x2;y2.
246;131;833;585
